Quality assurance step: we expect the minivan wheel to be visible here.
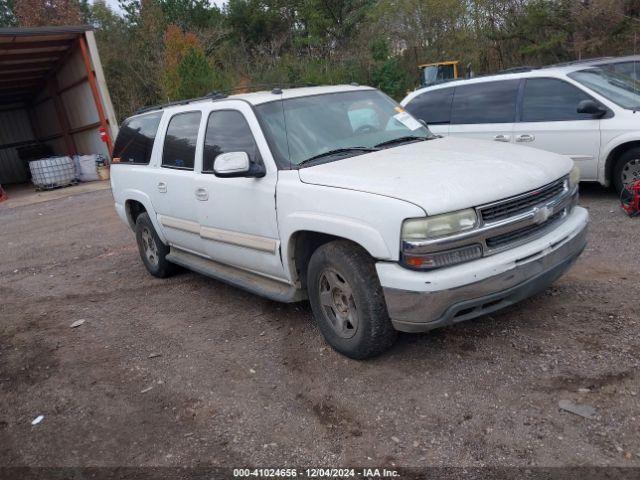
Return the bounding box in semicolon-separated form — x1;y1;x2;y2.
613;147;640;193
307;240;397;359
135;212;175;278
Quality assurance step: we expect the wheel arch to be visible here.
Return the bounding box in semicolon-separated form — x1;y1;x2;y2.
121;190;167;243
602;140;640;186
286;229;385;289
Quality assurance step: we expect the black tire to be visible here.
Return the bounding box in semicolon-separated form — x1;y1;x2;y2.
135;212;175;278
307;240;397;359
613;147;640;194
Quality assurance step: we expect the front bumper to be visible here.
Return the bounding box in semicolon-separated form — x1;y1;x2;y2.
378;206;588;333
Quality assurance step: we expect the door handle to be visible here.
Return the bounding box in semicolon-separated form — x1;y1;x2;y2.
195;188;209;201
157;181;167;193
516;134;535;143
493;134;511;142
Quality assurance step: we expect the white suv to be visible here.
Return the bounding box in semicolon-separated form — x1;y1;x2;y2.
111;85;587;359
401;64;640;192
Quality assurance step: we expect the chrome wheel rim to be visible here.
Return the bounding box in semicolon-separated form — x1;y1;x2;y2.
622;158;640;188
318;268;358;339
141;227;159;267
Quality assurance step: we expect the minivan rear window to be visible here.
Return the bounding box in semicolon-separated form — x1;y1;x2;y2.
112;111;162;164
450;80;519;124
405;88;453;124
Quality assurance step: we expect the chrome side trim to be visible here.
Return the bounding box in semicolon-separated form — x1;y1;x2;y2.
158;214;278;254
403;179;576;257
200;226;278;253
158;215;200;234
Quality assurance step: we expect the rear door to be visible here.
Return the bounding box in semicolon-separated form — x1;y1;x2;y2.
514;77;601;180
403;87;453;136
150;110;206;255
448;79;519;144
193;102;285;280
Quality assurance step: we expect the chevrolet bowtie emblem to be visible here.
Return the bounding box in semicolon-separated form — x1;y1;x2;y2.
532;206;552;224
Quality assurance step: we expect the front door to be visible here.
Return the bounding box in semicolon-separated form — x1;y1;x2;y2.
194;103;285;280
513;77;601;180
150;110;205;255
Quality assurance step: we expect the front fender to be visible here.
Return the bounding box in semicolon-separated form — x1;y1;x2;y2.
276;172;425;283
287;212;392;259
599;133;640;185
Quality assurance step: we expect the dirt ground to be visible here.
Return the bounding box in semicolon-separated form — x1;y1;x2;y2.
0;184;639;469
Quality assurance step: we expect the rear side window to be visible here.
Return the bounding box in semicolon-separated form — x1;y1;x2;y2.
112;112;162;164
203;110;260;172
610;61;640;81
450;80;519;124
521;78;593;122
405;88;453;124
162;111;202;170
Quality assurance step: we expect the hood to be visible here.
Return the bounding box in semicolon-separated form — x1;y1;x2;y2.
297;136;573;215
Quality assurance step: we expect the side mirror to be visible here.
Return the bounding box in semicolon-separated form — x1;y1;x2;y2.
577;99;607;117
213;152;265;178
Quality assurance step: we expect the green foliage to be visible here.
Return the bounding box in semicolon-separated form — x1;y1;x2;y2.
173;45;214;98
371;57;411;100
226;0;290;46
78;0;639;119
161;25;214;101
0;0;16;27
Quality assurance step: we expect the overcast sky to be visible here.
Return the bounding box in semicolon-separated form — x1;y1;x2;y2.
99;0;227;15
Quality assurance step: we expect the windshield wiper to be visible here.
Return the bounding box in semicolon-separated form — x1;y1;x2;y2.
298;147;379;166
374;136;428;148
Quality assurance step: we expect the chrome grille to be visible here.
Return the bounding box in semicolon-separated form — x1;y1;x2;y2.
480;179;566;223
401;175;576;270
485;210;565;249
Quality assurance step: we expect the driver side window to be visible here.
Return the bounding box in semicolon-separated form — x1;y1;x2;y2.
521;78;594;122
203;110;261;173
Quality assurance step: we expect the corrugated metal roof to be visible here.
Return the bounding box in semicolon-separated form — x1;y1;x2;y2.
0;27;88;105
0;26;92;36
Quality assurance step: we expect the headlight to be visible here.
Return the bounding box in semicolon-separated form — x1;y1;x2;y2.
569;165;580;190
402;209;477;241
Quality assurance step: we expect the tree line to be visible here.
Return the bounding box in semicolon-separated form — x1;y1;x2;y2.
2;0;639;120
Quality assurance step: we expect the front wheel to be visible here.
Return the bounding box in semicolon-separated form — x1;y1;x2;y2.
613;147;640;193
307;240;397;359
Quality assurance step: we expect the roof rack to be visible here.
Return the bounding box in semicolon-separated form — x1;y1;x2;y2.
132;82;356;115
542;57;614;68
134;91;228;115
495;66;538;75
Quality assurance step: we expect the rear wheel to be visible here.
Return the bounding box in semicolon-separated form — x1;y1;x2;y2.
613;147;640;193
135;212;175;278
307;240;397;359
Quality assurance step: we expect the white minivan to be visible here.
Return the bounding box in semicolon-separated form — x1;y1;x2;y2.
402;64;640;192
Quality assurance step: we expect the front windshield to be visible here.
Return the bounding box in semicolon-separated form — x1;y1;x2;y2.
569;68;640;110
255;90;432;167
422;66;438;86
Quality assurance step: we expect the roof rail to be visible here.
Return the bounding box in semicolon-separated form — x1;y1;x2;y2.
132;82;349;115
542;57;614;68
134;91;228;115
495;66;538;75
132;81;369;116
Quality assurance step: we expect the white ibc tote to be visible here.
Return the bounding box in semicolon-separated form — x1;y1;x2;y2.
29;156;77;189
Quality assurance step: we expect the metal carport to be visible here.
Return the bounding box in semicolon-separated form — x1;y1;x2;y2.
0;25;118;185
